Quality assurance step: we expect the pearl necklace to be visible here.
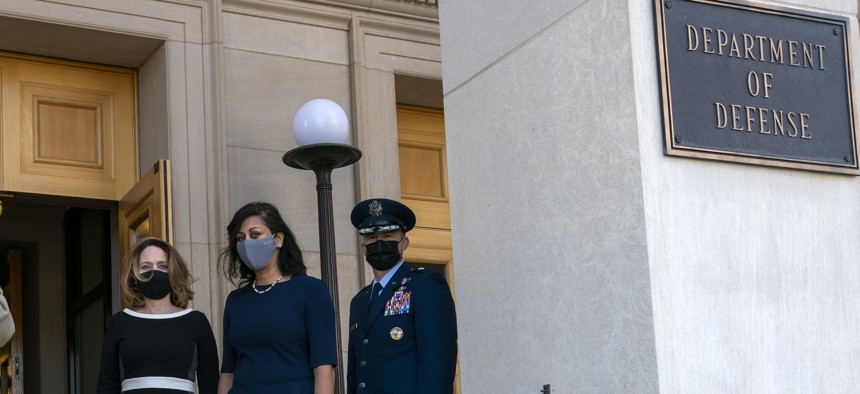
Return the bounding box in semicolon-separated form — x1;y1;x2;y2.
252;275;284;294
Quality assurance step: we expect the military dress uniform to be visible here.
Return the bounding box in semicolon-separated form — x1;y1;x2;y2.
347;262;457;394
347;198;458;394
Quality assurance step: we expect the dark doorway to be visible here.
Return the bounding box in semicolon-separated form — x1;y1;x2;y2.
65;207;112;393
0;194;117;394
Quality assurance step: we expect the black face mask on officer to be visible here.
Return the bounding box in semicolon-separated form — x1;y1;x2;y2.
364;238;403;272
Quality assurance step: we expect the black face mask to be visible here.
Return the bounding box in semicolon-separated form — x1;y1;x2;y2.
365;239;402;271
135;270;172;300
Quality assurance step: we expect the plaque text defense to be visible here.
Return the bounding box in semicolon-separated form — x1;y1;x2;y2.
687;24;825;140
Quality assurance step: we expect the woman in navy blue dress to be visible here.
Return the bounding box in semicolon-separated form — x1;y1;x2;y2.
217;202;336;394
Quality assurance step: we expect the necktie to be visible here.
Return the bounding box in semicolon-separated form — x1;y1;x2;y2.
368;283;383;315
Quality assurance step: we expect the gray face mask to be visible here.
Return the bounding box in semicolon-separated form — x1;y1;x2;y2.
237;235;277;271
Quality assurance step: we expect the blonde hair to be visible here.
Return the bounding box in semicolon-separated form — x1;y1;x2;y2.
120;237;195;309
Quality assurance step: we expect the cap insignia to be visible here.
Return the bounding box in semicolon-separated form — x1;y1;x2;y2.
369;200;383;217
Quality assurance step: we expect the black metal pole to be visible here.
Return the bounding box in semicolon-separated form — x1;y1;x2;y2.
312;162;345;394
283;143;361;394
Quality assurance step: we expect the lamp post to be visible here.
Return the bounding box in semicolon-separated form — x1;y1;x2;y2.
282;99;360;394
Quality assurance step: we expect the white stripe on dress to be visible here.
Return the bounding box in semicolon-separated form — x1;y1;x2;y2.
122;308;193;319
121;376;194;392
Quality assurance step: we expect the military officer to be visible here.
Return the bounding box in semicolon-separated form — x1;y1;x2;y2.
347;198;458;394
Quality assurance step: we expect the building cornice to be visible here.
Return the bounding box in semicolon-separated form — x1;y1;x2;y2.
223;0;438;25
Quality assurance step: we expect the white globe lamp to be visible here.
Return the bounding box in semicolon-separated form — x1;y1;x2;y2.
291;98;350;146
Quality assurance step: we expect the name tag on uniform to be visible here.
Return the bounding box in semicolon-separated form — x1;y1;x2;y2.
384;291;411;316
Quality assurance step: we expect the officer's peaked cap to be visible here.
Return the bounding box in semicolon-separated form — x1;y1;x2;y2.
350;198;415;235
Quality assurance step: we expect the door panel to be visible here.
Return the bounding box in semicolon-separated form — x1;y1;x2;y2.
397;105;453;281
118;159;173;253
0;52;138;200
397;106;450;231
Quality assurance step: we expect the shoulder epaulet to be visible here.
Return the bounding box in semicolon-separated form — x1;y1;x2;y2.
410;267;426;273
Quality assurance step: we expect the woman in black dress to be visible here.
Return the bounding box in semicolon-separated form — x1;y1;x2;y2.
97;237;219;393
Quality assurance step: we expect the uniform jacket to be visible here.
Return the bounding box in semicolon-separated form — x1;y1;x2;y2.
347;263;457;394
0;288;13;346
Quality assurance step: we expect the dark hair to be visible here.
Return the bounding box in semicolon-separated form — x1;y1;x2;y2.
121;237;195;309
219;201;306;288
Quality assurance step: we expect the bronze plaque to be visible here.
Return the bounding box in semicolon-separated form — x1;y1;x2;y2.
655;0;859;175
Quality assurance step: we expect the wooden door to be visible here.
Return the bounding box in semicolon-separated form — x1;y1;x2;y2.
117;159;173;306
397;105;453;283
396;105;460;393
